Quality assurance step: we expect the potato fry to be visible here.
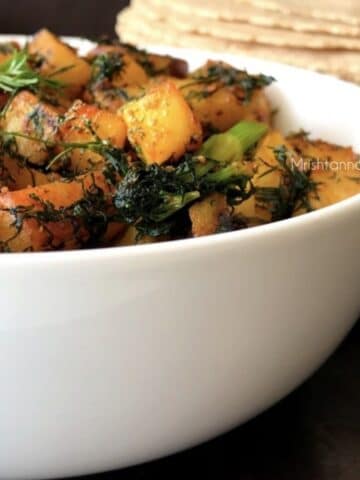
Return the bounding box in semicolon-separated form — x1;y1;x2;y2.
122;79;202;164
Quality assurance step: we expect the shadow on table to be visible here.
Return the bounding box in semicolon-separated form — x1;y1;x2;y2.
77;321;360;480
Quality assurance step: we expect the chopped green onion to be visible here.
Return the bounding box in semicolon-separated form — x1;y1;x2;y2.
199;120;269;163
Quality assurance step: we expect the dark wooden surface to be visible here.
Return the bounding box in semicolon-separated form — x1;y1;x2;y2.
1;2;359;478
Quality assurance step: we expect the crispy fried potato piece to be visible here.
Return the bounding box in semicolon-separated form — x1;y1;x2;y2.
0;155;60;191
113;225;162;246
87;44;188;78
1;91;59;166
0;170;124;252
234;130;301;223
177;61;272;134
58;100;127;173
84;46;148;111
28;29;91;98
189;192;229;237
288;133;360;211
122;79;202;165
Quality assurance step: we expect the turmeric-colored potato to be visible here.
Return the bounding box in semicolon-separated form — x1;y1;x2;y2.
113;225;161;246
85;46;148;111
122;79;202;165
88;46;148;87
113;53;148;88
288;133;360;211
1;91;59;166
28;29;91;97
181;85;271;134
177;61;272;134
189;192;229;237
88;44;188;78
0;155;60;191
234;131;301;222
58;100;127;173
0;170;124;252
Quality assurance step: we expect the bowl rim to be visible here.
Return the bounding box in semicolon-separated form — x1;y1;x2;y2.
0;35;359;265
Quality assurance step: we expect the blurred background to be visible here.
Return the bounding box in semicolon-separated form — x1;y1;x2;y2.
0;0;129;37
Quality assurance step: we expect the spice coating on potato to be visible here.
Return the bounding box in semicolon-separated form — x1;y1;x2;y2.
1;90;59;166
0;155;60;191
0;170;124;252
58;100;127;173
234;131;302;223
288;133;360;211
122;79;202;165
177;61;272;134
28;29;91;98
189;192;229;237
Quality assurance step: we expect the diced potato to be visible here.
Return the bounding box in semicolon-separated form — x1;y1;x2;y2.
1;91;59;166
180;85;271;134
0;170;124;252
88;44;188;78
234;131;301;222
0;155;60;190
113;225;161;246
121;79;202;165
288;134;360;211
58;100;127;173
189;193;229;237
177;61;272;133
28;29;91;97
85;46;148;111
87;45;149;87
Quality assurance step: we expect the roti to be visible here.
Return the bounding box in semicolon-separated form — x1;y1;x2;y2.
240;0;360;25
138;0;360;35
132;0;360;50
116;8;360;84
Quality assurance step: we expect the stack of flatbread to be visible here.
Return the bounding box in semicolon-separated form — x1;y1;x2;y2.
116;0;360;83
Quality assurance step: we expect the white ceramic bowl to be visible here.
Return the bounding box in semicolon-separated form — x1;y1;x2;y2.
1;38;360;480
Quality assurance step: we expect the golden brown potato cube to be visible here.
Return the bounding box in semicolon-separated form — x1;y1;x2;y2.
122;80;202;165
177;61;272;133
0;155;60;191
234;131;301;222
189;193;229;237
113;226;162;246
287;134;360;211
112;53;148;88
87;46;148;87
180;85;271;134
85;47;148;111
58;100;127;173
88;44;188;78
28;29;91;97
1;90;59;166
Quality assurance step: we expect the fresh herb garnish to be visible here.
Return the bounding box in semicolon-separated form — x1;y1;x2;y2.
255;145;317;220
181;64;275;103
113;155;251;237
90;52;125;85
0;50;65;94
